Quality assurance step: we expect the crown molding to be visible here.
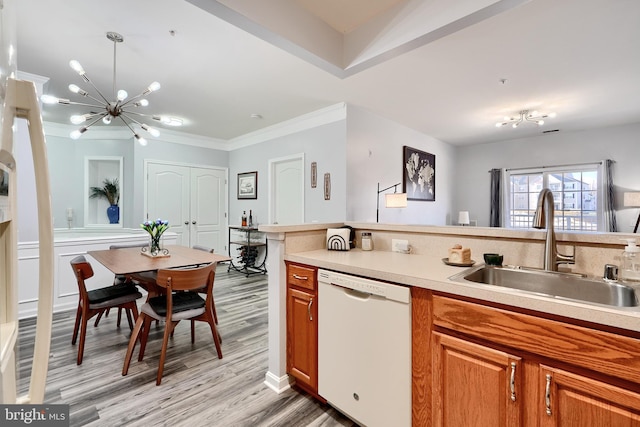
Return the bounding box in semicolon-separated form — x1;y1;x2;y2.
43;121;229;150
42;102;347;151
227;102;347;150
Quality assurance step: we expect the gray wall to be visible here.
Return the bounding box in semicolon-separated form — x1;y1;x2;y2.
228;119;348;226
46;134;228;229
454;122;640;232
346;105;456;224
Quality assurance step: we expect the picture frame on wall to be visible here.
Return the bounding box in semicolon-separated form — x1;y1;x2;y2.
237;171;258;199
403;146;435;201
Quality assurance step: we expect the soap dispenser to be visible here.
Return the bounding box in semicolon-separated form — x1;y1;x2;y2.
620;239;640;284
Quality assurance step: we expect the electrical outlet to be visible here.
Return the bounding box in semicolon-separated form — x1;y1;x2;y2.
392;239;409;253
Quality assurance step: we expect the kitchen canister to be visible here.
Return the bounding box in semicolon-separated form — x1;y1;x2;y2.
361;232;373;251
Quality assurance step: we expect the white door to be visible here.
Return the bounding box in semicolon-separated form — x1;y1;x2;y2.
190;168;225;250
270;155;304;224
147;163;190;245
147;162;226;250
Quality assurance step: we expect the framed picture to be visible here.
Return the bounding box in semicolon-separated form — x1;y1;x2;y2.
403;146;435;201
237;171;258;199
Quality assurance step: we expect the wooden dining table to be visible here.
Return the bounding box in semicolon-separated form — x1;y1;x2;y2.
88;245;231;292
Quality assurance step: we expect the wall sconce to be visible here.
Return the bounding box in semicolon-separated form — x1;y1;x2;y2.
624;192;640;233
377;182;407;223
458;211;470;226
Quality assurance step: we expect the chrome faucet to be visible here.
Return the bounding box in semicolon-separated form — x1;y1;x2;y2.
532;188;575;271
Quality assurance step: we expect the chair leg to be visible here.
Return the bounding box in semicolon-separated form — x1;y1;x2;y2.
77;310;90;365
71;304;82;345
207;318;223;359
191;320;195;344
116;308;123;327
125;308;134;330
212;299;218;325
122;314;145;376
93;311;104;327
138;316;154;362
156;321;177;386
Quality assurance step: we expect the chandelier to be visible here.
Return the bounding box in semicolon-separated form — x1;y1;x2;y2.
495;109;556;128
41;31;183;146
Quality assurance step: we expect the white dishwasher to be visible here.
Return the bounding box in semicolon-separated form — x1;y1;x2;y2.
318;269;411;427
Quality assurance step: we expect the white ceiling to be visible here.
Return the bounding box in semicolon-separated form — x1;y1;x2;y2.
15;0;640;146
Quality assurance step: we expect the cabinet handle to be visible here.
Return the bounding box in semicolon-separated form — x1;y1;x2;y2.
293;274;308;281
308;298;313;321
545;374;552;416
509;362;516;402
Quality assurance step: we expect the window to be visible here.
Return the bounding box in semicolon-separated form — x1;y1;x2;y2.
506;164;600;231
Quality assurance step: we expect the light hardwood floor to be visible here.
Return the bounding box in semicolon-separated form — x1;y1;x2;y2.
17;264;357;427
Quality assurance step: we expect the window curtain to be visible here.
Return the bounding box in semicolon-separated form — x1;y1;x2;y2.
490;168;502;227
603;159;617;232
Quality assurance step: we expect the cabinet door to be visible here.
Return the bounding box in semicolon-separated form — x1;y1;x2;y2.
540;365;640;427
433;332;522;427
286;287;317;392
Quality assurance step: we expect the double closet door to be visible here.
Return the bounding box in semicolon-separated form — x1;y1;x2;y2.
146;162;226;251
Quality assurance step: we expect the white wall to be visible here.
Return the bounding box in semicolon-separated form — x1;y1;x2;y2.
346;105;456;224
454;122;640;232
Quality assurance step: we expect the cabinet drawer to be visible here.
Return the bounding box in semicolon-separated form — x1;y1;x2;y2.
287;263;317;291
432;295;640;385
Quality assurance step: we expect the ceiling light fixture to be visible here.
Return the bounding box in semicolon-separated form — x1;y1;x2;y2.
41;31;183;146
495;110;556;129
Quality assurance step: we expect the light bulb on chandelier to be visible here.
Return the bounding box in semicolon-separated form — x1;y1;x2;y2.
495;110;556;129
41;31;184;145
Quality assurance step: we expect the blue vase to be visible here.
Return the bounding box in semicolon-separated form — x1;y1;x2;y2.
107;205;119;224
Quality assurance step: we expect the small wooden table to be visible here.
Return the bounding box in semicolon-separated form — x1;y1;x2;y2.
88;245;231;276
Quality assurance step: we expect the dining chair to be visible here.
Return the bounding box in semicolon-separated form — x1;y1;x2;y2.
192;245;219;324
70;255;142;365
122;263;223;385
93;243;148;328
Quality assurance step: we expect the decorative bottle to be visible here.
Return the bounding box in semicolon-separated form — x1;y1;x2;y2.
249;210;253;227
241;211;247;227
620;239;640;284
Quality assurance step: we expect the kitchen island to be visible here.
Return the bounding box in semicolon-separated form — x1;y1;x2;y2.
260;222;640;426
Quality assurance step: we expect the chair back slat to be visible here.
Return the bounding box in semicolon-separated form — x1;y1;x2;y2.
155;263;215;292
192;245;214;253
109;243;146;249
70;255;94;280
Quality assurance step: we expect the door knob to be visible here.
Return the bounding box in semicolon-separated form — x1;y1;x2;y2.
192;221;196;225
184;221;189;225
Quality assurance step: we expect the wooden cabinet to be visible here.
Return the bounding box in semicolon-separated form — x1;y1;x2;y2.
432;332;522;427
428;294;640;427
539;365;640;427
285;262;319;397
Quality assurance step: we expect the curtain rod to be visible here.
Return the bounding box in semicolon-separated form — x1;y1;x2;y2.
488;160;606;173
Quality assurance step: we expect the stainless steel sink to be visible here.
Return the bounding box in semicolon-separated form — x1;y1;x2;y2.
450;266;639;308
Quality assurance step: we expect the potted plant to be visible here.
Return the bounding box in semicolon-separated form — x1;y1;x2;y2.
89;178;120;224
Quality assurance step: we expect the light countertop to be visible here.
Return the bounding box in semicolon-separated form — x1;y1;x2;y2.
285;248;640;333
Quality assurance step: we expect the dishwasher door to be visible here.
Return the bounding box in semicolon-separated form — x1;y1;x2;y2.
318;270;411;427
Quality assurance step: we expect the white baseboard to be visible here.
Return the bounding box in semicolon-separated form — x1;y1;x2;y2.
264;371;292;394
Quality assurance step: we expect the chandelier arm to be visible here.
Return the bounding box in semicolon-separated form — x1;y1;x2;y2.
119;91;148;108
120;112;146;127
82;93;107;105
81;113;109;132
79;73;112;105
120;110;151;119
65;100;109;110
118;115;138;135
